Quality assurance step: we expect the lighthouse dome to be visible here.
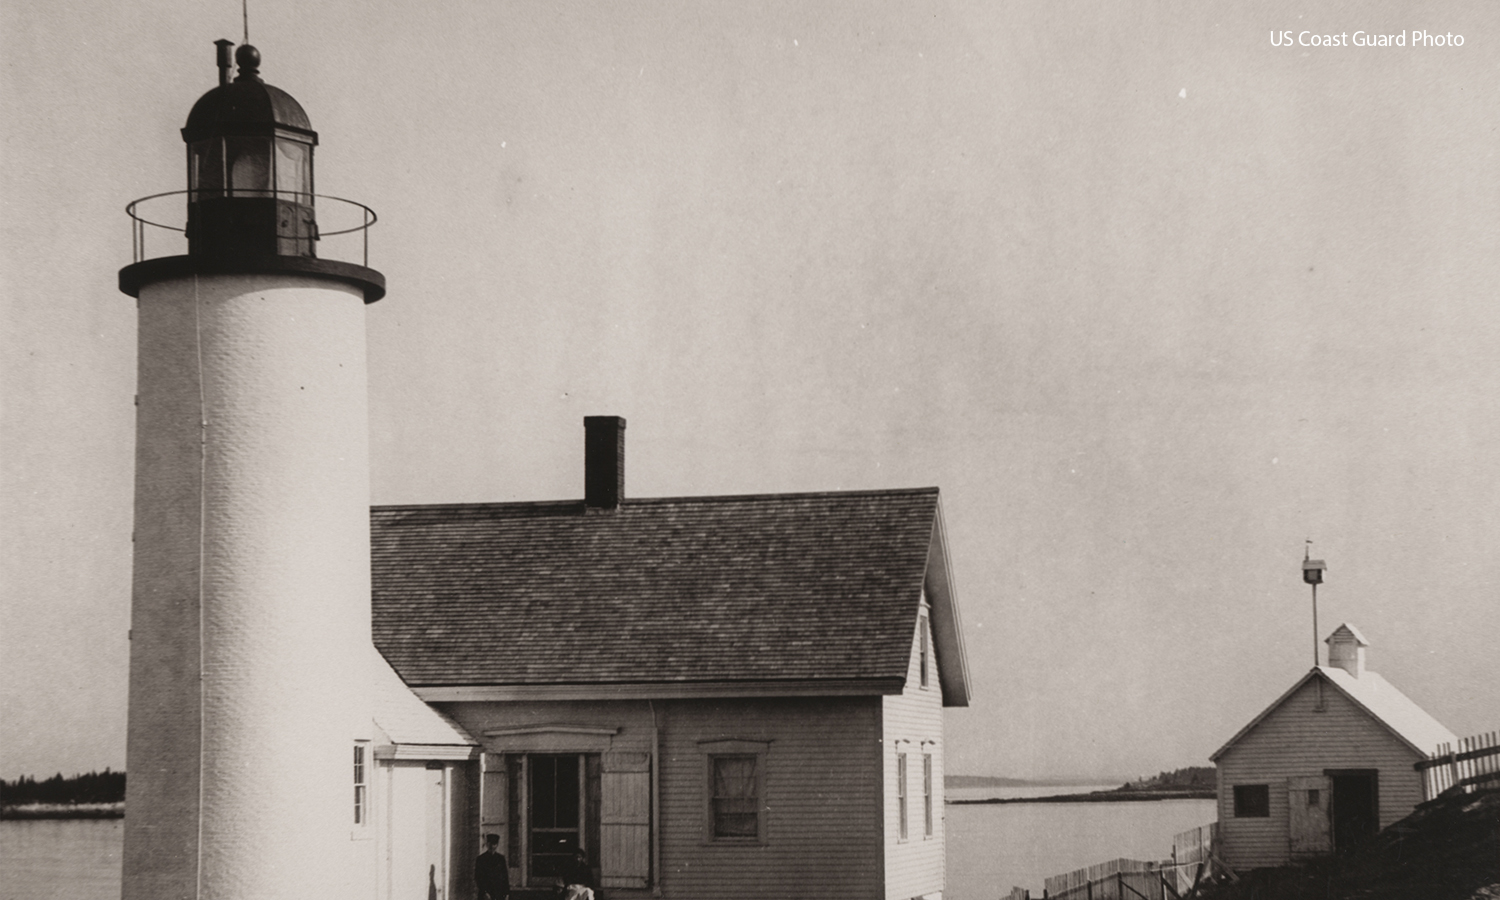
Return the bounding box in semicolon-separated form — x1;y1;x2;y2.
182;45;315;143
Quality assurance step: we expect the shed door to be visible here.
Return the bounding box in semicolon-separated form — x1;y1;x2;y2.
1288;775;1331;856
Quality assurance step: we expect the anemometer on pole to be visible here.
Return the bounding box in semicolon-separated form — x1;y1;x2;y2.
1302;542;1327;666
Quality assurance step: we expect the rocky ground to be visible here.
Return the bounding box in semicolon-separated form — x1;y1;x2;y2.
1197;787;1499;900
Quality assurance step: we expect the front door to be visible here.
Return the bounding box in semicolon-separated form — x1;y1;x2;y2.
529;755;582;882
1288;775;1331;856
1329;770;1379;851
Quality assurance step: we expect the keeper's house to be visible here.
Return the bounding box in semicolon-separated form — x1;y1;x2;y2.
1209;624;1455;869
370;417;971;900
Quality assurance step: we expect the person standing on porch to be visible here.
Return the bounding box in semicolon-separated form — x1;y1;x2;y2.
475;833;510;900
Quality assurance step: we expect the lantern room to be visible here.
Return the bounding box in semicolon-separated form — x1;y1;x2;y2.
119;41;383;304
183;41;318;258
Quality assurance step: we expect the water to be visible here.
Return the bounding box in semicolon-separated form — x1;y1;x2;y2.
945;785;1217;899
1;797;1215;900
1;819;122;900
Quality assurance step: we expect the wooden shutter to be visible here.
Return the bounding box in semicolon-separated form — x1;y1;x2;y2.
600;751;651;888
480;753;507;839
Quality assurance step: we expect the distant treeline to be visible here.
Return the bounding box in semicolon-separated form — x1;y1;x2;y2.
946;774;1095;789
1;769;125;806
1118;766;1214;791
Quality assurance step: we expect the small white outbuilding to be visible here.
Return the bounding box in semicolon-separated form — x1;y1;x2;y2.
1209;624;1456;869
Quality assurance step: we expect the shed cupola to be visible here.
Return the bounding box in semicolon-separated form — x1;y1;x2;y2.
1326;623;1369;678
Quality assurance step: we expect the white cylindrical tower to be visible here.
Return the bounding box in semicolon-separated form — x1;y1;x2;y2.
119;42;385;900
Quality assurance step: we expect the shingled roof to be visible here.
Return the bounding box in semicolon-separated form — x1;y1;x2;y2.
371;487;968;706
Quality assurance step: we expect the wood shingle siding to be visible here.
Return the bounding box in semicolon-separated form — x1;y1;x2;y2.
1215;676;1428;869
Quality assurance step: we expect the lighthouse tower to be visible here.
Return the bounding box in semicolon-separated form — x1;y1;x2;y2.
118;43;384;900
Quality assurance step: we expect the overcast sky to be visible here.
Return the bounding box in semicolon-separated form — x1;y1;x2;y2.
4;0;1499;782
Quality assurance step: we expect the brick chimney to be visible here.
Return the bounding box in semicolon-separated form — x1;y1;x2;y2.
584;416;626;511
1325;623;1368;678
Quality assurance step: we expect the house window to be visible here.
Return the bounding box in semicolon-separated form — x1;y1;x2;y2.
922;753;933;838
897;752;909;841
919;614;930;689
352;743;367;825
710;755;760;840
1307;789;1320;807
1233;784;1270;818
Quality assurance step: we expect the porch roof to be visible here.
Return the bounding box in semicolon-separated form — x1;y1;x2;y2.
371;647;477;753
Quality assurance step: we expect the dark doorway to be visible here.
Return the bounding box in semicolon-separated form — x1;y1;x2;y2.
1329;770;1379;851
529;754;581;879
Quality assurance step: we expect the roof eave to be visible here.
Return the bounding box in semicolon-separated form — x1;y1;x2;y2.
925;495;972;708
410;677;907;703
1211;667;1322;762
374;743;479;761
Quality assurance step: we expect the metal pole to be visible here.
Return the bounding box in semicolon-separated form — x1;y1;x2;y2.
1311;582;1318;667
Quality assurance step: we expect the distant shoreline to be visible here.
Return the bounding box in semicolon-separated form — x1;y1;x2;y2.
1;802;124;820
948;789;1216;805
2;791;1217;816
944;775;1121;789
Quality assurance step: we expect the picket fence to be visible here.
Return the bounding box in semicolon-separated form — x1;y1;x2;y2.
1042;858;1169;900
1417;730;1500;801
1002;823;1220;900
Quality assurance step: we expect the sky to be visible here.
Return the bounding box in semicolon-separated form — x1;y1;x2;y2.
3;0;1499;783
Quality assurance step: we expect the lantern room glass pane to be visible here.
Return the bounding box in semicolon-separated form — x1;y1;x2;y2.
274;139;312;204
225;136;271;196
189;140;224;199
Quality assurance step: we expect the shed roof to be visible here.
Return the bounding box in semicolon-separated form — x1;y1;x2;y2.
1210;665;1457;761
371;487;969;706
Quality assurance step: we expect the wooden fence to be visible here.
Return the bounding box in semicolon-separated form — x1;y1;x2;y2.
1168;822;1218;896
1417;730;1500;801
1009;823;1220;900
1041;858;1172;900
